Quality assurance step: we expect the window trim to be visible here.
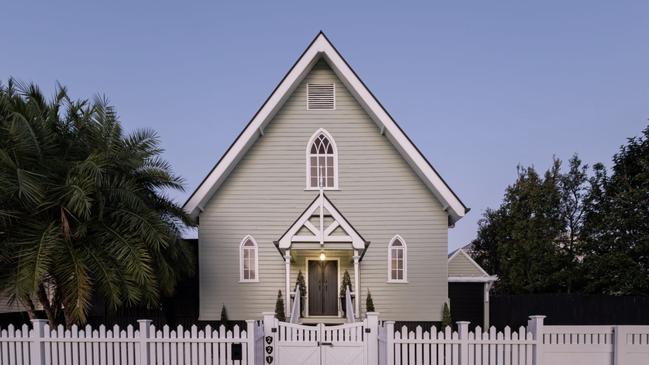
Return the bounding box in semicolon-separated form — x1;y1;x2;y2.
239;235;259;283
305;128;339;190
387;235;408;283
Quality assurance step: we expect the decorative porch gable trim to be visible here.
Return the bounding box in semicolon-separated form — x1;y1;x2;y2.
182;31;468;225
276;192;368;250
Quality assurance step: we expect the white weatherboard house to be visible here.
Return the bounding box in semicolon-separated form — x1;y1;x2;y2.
184;32;490;323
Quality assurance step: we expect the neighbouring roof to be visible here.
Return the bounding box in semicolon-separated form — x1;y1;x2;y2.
447;248;497;282
183;32;469;225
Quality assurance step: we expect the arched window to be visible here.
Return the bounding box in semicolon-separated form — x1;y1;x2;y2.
306;129;338;189
240;236;259;282
388;235;407;282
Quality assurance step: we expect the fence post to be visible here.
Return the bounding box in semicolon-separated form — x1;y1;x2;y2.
246;320;256;365
527;315;545;365
613;325;628;365
457;321;470;365
30;319;47;365
385;321;395;365
137;319;152;365
263;312;277;365
366;312;379;365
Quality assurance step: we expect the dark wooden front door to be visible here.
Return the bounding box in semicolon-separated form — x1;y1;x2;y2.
308;260;338;316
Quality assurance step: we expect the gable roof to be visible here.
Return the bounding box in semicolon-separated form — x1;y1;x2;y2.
183;32;469;225
276;191;368;250
447;248;490;277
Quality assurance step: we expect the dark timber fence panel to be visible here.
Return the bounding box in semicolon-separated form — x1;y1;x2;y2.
490;294;649;328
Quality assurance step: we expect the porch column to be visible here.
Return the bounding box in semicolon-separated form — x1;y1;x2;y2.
353;250;360;316
284;249;291;317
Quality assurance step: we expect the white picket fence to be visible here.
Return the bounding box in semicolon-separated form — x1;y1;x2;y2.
0;319;264;365
1;315;649;365
378;316;649;365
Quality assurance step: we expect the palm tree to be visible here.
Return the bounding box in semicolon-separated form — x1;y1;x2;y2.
0;79;195;327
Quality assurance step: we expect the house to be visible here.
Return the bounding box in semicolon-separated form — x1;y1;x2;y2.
183;32;480;322
447;248;497;328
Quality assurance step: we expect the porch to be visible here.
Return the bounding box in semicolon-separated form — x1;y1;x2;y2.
274;191;368;323
286;249;359;322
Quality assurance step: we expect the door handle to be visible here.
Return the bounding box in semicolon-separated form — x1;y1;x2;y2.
318;342;334;347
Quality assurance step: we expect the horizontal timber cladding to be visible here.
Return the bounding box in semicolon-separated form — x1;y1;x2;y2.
448;251;487;277
198;59;449;321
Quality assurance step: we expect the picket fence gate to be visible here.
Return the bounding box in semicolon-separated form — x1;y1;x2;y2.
2;314;649;365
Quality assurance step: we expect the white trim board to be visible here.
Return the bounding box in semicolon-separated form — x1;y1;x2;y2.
183;32;468;224
448;276;498;283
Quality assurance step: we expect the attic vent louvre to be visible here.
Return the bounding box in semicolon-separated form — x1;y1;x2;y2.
307;83;335;110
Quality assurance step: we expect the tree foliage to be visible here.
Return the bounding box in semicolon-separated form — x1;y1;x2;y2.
580;127;649;294
472;124;649;295
0;80;195;326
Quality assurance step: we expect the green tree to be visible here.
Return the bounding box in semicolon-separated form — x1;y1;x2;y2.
0;80;195;327
472;160;569;293
580;126;649;294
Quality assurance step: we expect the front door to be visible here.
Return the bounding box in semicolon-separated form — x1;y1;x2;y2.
308;260;338;316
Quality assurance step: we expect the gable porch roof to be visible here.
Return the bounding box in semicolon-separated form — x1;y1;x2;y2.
183;32;469;225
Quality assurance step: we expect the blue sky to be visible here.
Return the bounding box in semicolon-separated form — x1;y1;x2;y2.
2;1;648;251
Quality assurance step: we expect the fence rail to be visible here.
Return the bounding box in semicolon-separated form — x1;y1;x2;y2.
1;316;649;364
0;319;256;365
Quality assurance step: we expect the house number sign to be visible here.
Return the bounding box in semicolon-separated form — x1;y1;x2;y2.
265;336;274;364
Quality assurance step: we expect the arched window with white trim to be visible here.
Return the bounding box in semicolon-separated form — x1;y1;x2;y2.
388;235;407;282
240;236;259;282
306;129;338;189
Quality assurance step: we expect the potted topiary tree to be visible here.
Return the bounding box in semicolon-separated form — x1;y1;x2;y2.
366;289;375;312
296;271;306;317
220;304;228;324
275;290;286;322
340;270;353;316
441;302;452;329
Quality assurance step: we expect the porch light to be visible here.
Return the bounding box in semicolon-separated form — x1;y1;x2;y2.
319;251;326;261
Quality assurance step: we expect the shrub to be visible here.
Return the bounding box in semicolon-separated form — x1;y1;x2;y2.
220;304;228;323
366;289;375;312
275;290;286;321
441;302;452;328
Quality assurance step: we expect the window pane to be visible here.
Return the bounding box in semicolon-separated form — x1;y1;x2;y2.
391;269;397;280
243;250;249;259
249;268;255;280
397;270;403;280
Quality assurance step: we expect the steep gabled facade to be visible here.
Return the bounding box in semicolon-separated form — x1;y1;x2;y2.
185;33;469;321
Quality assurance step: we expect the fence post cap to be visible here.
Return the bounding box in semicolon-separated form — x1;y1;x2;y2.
456;321;471;325
261;312;276;316
137;319;153;324
366;312;379;316
30;319;48;324
528;315;546;320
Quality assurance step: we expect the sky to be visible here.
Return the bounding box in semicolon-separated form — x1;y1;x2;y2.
2;1;648;251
